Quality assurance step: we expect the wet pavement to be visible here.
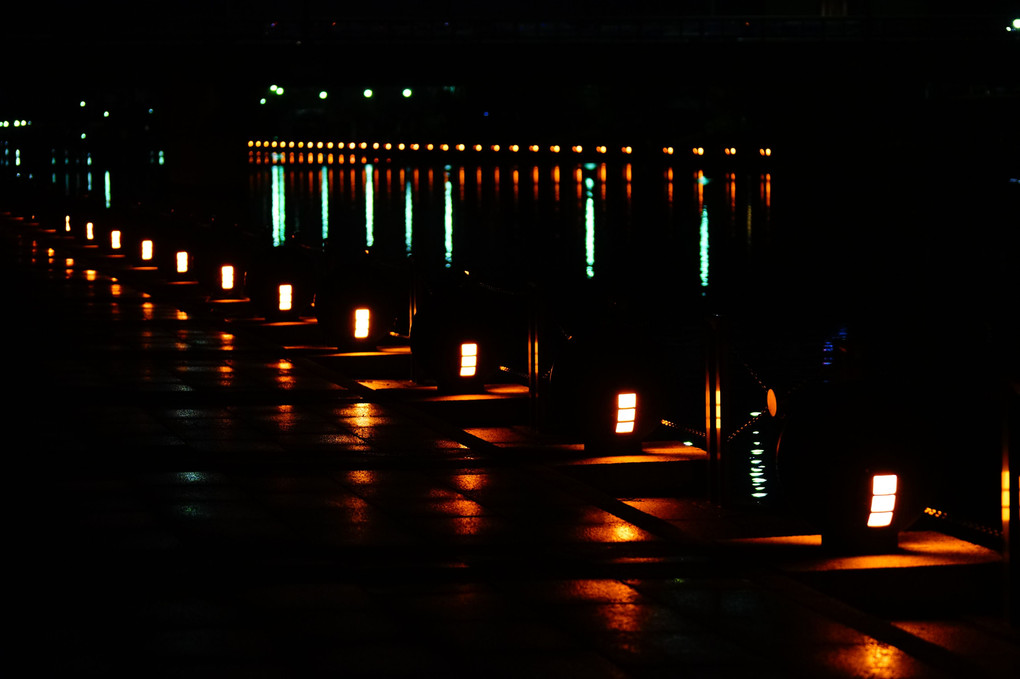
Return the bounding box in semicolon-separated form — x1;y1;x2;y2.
3;210;1019;678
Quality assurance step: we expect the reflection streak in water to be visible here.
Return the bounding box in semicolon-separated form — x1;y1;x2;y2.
699;206;710;291
444;168;453;267
320;165;329;242
365;163;374;248
271;164;285;246
585;176;595;279
404;170;413;255
237;158;777;312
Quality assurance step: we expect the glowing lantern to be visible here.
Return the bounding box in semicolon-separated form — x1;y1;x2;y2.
86;221;94;240
1003;470;1011;524
110;230;121;250
141;239;153;261
354;308;370;339
176;251;189;274
278;284;293;312
867;474;898;527
459;343;478;377
221;265;235;290
615;393;637;434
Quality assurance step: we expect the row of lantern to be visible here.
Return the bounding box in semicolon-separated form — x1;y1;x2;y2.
60;211;916;553
247;139;775;160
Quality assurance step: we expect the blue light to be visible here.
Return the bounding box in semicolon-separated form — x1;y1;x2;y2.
404;175;413;255
271;164;285;247
320;165;330;242
365;164;375;248
444;169;453;267
585;177;595;279
699;207;709;289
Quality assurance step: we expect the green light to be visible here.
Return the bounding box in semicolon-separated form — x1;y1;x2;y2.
80;100;86;107
103;111;109;118
1013;18;1020;28
402;88;412;98
260;98;267;105
275;87;284;95
319;90;328;100
270;84;278;92
363;89;373;98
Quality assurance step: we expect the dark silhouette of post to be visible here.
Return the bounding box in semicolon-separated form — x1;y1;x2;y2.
705;314;725;504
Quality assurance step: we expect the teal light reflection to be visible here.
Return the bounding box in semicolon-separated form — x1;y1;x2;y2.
585;176;595;278
104;170;111;208
404;173;413;255
699;206;709;292
320;165;329;242
749;426;769;499
365;164;374;248
271;164;285;246
444;168;453;267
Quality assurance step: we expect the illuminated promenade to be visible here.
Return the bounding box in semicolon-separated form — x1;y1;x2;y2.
3;206;1018;677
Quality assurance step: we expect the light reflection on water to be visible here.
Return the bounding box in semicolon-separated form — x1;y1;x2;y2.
243;158;771;307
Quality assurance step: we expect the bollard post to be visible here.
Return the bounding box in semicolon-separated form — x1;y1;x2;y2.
705;315;726;504
528;286;541;429
1006;379;1019;626
408;257;418;381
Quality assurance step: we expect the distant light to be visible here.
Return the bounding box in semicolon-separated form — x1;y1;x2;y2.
270;84;278;92
402;88;412;98
80;100;86;107
221;265;235;290
86;221;94;240
110;230;121;250
81;133;87;140
176;251;189;274
141;239;153;261
319;90;328;100
275;87;284;95
103;111;110;118
363;89;373;98
260;98;267;105
1014;18;1020;29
